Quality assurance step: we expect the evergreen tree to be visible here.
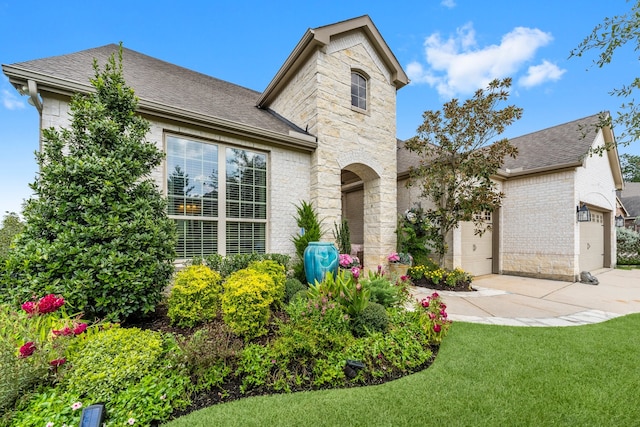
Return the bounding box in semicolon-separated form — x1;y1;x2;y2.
2;46;176;321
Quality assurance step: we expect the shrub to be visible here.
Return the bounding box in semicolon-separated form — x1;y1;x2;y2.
363;274;402;308
291;201;323;282
0;212;24;262
204;253;290;278
351;302;389;337
307;269;370;316
222;269;275;339
284;278;307;303
0;48;176;322
168;265;223;327
178;322;243;392
415;292;452;344
10;325;189;427
248;260;286;307
617;227;640;265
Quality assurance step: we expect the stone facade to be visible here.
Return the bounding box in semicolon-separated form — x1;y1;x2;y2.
270;32;399;268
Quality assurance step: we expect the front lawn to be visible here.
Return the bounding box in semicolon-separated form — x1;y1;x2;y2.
165;314;640;426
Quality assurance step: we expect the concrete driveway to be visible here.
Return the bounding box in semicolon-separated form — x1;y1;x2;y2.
410;268;640;326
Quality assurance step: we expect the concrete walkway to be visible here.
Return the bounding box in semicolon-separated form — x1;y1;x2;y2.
410;268;640;326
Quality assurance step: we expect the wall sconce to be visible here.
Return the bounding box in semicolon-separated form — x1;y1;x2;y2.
615;215;625;227
576;204;591;222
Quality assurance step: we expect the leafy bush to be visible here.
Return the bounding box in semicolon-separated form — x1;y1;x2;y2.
409;265;473;288
168;265;223;327
307;269;370;316
0;48;176;322
617;227;640;265
178;322;243;392
222;269;275;339
248;260;286;307
284;278;307;303
291;201;323;282
350;302;389;337
414;292;452;344
10;325;189;427
0;212;24;263
362;273;402;308
204;253;290;278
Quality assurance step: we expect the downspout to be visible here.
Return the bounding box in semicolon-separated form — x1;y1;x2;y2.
22;79;44;154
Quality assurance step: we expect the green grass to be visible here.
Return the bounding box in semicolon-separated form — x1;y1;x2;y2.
164;314;640;426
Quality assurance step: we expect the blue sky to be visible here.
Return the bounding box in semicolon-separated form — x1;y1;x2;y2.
1;0;639;216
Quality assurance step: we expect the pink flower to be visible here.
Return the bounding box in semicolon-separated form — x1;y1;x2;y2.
339;253;354;268
400;275;409;282
73;323;88;335
19;342;36;358
355;283;362;292
428;312;436;320
128;418;136;425
431;292;439;299
421;298;430;308
440;303;447;310
387;253;400;263
50;358;66;367
434;324;442;332
21;301;37;315
71;402;82;411
351;267;360;279
46;422;54;427
53;326;73;337
440;309;448;318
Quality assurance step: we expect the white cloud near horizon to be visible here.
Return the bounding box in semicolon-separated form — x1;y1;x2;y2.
407;23;565;98
2;88;25;110
441;0;456;8
519;60;566;87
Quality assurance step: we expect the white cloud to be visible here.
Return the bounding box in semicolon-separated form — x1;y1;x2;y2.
441;0;456;8
519;60;566;88
2;88;25;110
408;23;556;98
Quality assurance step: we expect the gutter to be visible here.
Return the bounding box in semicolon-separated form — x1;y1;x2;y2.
3;65;317;153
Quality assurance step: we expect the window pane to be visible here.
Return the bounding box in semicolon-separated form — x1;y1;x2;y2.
226;222;266;255
175;219;218;258
351;72;367;110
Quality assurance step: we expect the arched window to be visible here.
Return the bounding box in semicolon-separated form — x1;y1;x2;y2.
351;71;367;110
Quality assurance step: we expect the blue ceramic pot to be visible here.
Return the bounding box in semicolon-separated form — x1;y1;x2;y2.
303;242;339;285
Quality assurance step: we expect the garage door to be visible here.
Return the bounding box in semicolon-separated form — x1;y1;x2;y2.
461;212;493;276
579;211;604;272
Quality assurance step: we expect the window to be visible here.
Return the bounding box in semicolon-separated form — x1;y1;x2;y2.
351;71;367;110
167;135;267;258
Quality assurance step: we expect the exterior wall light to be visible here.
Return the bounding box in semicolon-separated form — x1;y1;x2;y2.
615;215;625;228
577;204;591;222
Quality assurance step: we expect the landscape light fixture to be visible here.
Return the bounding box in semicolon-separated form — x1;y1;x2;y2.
615;215;625;228
79;404;105;427
576;204;591;222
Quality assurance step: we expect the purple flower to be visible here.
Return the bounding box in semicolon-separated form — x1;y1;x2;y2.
339;253;354;268
351;267;360;279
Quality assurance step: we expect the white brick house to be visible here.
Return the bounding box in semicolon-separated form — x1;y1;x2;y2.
396;114;624;281
3;16;624;281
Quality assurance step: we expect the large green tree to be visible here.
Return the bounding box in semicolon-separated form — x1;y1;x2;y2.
1;47;176;321
0;212;24;262
621;153;640;182
404;78;522;264
570;0;640;147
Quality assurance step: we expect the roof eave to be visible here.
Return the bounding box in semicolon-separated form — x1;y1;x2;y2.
4;65;318;153
257;15;409;108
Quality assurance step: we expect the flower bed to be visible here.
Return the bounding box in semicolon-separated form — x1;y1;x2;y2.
409;265;475;292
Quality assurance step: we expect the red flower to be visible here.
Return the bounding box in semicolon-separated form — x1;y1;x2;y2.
434;324;442;333
38;294;65;314
50;358;66;367
19;342;36;358
440;309;448;318
431;292;439;299
73;323;88;335
428;312;436;320
21;301;37;315
440;303;447;310
421;298;430;308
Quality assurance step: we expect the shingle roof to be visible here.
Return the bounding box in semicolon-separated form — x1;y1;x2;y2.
397;114;605;176
619;182;640;217
503;114;603;172
4;44;305;137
